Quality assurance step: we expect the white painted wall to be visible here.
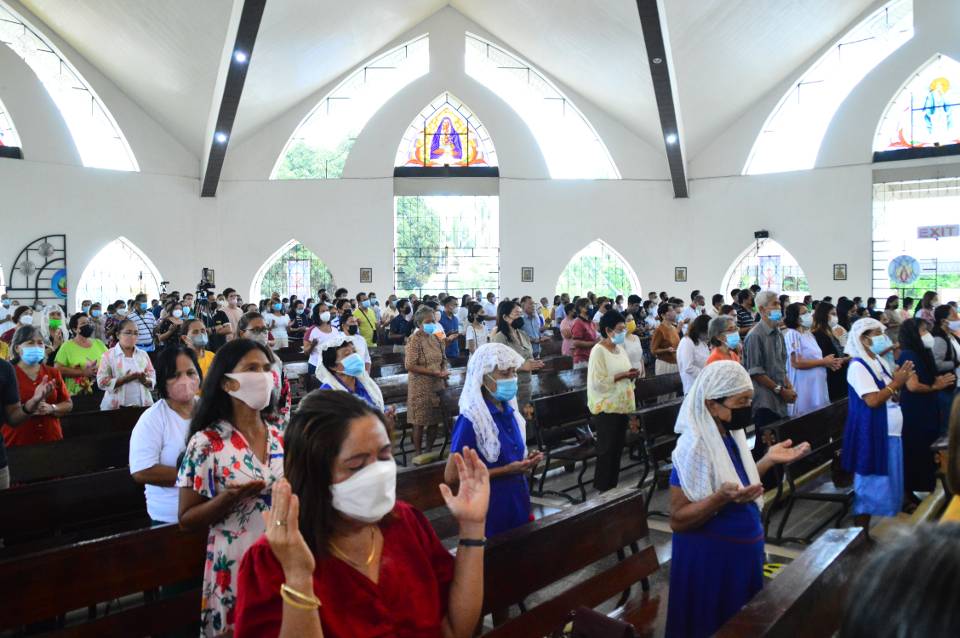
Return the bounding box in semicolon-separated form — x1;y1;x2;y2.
1;1;958;311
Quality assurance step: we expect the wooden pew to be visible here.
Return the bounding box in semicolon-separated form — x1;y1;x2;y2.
0;468;148;554
274;347;308;363
0;524;206;636
59;406;146;439
6;429;130;484
717;527;868;637
761;400;852;544
632;397;684;515
481;487;660;637
531;389;595;502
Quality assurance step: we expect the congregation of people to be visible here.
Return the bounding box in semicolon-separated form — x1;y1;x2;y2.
1;281;959;638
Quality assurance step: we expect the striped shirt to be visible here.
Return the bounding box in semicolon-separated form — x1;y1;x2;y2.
129;310;157;352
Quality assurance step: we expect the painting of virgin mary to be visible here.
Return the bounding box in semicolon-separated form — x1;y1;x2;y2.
430;116;463;161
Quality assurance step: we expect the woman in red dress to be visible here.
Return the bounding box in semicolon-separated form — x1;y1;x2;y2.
234;390;489;638
2;325;72;447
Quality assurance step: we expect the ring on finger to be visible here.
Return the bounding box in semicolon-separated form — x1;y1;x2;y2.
275;519;287;527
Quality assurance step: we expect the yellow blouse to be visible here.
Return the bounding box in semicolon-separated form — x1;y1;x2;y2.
941;495;960;524
587;343;635;415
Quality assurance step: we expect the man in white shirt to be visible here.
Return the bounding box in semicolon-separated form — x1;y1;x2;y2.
706;293;724;319
679;291;705;335
482;292;497;331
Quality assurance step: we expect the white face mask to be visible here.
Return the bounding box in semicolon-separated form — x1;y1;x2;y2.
20;314;34;325
319;311;331;323
949;320;960;332
330;459;397;523
224;372;273;411
921;332;935;350
828;315;839;328
172;309;183;318
799;314;813;328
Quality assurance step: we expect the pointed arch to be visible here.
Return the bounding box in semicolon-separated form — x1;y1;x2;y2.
250;240;336;302
744;0;913;175
75;237;163;311
0;95;22;148
0;1;138;171
555;240;640;299
874;54;960;154
395;92;498;168
721;239;810;301
465;33;619;179
271;35;429;180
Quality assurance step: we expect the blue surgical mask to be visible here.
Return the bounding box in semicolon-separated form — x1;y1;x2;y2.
81;305;91;314
768;309;782;322
489;376;518;402
612;331;626;345
191;333;209;348
799;314;812;328
273;303;282;311
91;309;102;318
870;334;893;354
139;302;148;311
21;345;45;365
1;299;10;308
725;332;741;349
422;323;438;335
362;300;371;308
341;352;366;377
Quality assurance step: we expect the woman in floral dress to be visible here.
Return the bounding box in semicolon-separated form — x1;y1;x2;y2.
178;339;285;637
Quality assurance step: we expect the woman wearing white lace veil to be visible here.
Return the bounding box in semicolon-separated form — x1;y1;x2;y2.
444;343;543;539
666;360;810;638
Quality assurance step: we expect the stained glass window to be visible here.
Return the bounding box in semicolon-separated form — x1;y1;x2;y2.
0;96;20;148
252;241;335;301
874;55;960;152
0;2;138;171
744;0;913;175
872;178;960;299
273;35;429;179
75;238;162;310
394;196;499;298
723;239;809;302
556;240;639;299
395;93;497;168
465;33;619;179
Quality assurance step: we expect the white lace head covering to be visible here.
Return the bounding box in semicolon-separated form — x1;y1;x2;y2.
459;343;526;462
40;304;69;344
671;360;763;507
314;334;384;410
844;317;884;360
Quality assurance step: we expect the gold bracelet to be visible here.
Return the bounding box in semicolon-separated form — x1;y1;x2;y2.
280;583;321;610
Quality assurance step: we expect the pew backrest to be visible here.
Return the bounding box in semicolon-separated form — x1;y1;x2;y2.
634;372;682;404
6;430;131;484
59;406;147;439
532;389;592;449
396;460;447;512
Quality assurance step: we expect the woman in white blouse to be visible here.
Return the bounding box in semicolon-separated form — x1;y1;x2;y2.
465;303;490;354
97;318;156;410
677;315;711;394
266;301;290;350
129;346;200;523
621;311;646;374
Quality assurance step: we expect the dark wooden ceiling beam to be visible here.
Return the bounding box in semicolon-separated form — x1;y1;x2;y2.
201;0;266;198
635;0;688;198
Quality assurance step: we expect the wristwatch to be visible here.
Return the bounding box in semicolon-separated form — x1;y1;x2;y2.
773;384;783;395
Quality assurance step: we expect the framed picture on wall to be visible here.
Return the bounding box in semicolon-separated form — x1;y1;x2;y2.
521;267;534;283
674;266;687;283
833;264;847;281
359;268;373;284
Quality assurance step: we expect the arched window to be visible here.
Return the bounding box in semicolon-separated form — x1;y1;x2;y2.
556;240;640;299
75;238;162;310
394;196;499;298
395;92;497;169
872;177;960;299
874;54;960;155
0;96;21;148
272;35;429;180
744;0;913;175
722;239;809;302
0;1;138;171
465;33;619;179
250;240;335;302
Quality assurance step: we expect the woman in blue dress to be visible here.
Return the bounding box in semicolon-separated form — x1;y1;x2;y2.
895;319;955;504
445;343;543;538
667;361;810;638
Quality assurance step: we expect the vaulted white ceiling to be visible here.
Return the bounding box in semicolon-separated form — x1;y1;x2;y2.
11;0;883;164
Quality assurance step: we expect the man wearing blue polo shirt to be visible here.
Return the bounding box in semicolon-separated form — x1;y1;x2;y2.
439;296;460;358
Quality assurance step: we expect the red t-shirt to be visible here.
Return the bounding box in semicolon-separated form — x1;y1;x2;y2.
234;501;455;638
2;365;69;447
570;318;598;364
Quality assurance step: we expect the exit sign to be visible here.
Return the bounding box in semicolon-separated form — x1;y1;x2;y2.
917;225;959;239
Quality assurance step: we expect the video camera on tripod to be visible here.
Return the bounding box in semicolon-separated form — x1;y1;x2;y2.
192;268;216;316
